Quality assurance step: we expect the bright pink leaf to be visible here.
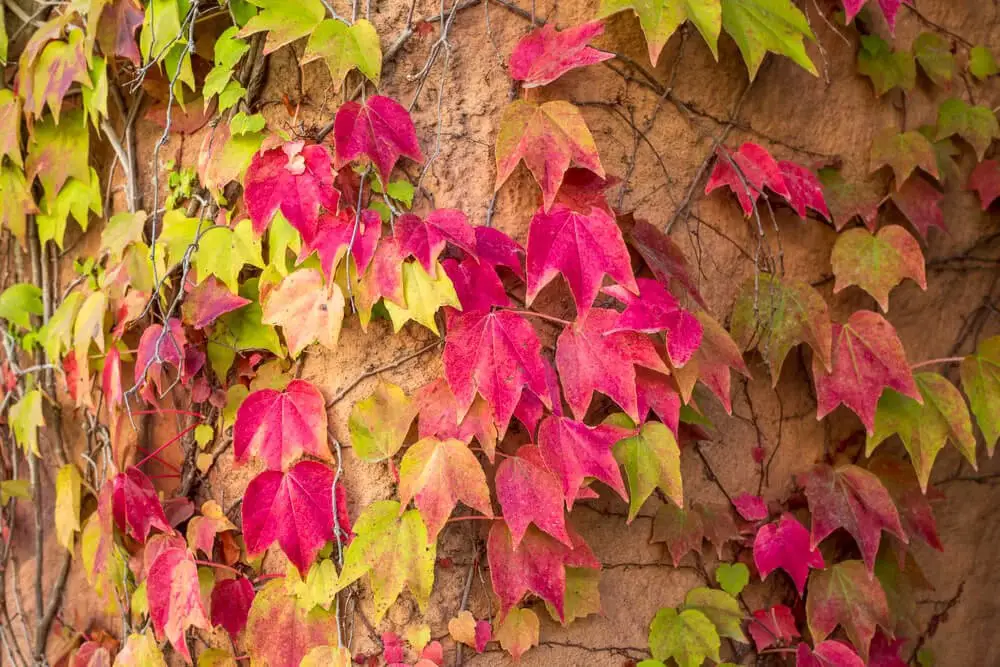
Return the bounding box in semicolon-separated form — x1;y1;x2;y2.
134;318;187;404
892;174;945;240
182;276;251;328
635;367;681;436
526;204;637;314
474;621;491;652
868;631;907;667
705;143;791;217
779;161;831;220
211;576;255;637
244;141;339;243
967;159;1000;209
383;632;404;663
508;21;613;87
300;208;382;279
442;256;510;312
626;217;706;308
537;414;629;507
749;604;799;651
111;468;173;543
796;641;865;667
733;493;769;521
603;278;703;366
394;210;477;274
842;0;911;32
332;96;423;185
753;513;825;595
495;445;572;547
475;226;525;279
414;378;499;461
102;346;123;410
148;546;210;663
233;379;330;471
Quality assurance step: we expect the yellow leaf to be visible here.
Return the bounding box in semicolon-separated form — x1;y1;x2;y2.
196;452;214;474
448;610;477;647
383;260;460;334
114;629;166;667
262;268;345;358
73;290;107;365
495;607;539;661
55;464;82;551
195;424;214;449
0;479;30;503
299;645;352;667
10;389;43;457
406;623;431;653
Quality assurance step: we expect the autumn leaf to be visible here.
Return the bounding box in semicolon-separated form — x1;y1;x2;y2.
348;379;417;462
935;98;1000;160
496;444;572;547
186;500;236;557
969;45;999;80
779;161;831;220
245;580;340;667
748;604;799;651
196;219;266;293
242;461;345;573
857;35;915;96
134;319;188;404
960;335;1000;454
476;225;526;278
705;143;790;217
301;208;382;279
831;225;926;312
625;217;706;308
286;558;339;611
0;283;43;331
796;641;865;667
648;607;721;667
301;18;381;89
0;90;20;168
538;414;629;507
414;378;499;460
148;545;211;663
495;100;604;211
682;587;746;643
394;209;476;274
115;629;167;666
818;168;881;231
262;268;345;357
443;309;551;436
0;164;37;245
110;468;173;543
27;109;90;201
868;372;977;491
731;274;832;385
868;456;942;551
912;32;955;86
603;278;702;366
696;502;740;557
597;0;720;65
753;513;824;595
443;256;511;312
181;276;251;329
673;311;750;414
494;607;540;661
299;646;352;667
207;283;283;378
802;463;907;571
234;379;329;470
243;141;339;243
715;562;749;597
211;576;255;637
487;521;599;621
449;610;492;653
336;500;437;622
382;260;460;334
197;121;263;196
607;414;682;520
19;30;90;122
870;129;938;187
968;159;1000;210
733;492;768;521
841;0;910;32
55;463;82;551
237;0;326;54
10;388;42;458
651;502;704;566
333;95;423;185
807;560;892;659
545;567;602;625
812;311;920;433
398;437;493;541
509;21;613;86
891;174;945;240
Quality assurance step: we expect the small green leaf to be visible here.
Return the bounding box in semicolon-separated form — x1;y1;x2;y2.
302;18;382;89
11;389;44;457
857;35;915;96
935;97;1000;160
960;336;1000;455
969;45;998;80
648;607;721;667
386;180;415;207
348;380;417;462
682;587;747;642
609;414;683;521
913;32;955;87
217;80;247;112
231;111;266;135
0;283;43;330
715;562;750;596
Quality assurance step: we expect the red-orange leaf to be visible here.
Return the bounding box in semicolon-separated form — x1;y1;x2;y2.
892;174;945;240
233;379;330;470
705;143;791;217
967;159;1000;210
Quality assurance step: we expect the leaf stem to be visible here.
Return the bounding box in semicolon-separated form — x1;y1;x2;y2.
447;515;500;523
193;560;241;576
911;356;965;370
503;309;572;327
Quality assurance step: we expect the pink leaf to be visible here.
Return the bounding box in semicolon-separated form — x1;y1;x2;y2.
147;546;210;663
603;278;703;366
753;513;825;595
705;143;791;217
182;276;251;328
796;641;865;667
332;96;423;185
475;226;525;279
968;159;1000;209
733;493;769;521
537;415;629;507
233;379;330;471
394;209;477;274
508;21;613;88
495;445;572;547
442;256;510;311
299;209;382;279
111;468;173;543
892;174;946;240
748;604;799;651
779;161;831;220
211;576;255;637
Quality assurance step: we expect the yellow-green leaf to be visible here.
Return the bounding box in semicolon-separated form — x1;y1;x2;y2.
55;464;82;551
348;379;417;462
301;18;382;89
383;260;460;334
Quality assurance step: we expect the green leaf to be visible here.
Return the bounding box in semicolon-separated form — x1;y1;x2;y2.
870;128;939;186
597;0;721;65
217;80;247;112
140;0;190;64
0;164;35;245
348;380;417;462
682;587;747;643
715;562;749;596
213;26;250;69
857;34;915;96
207;280;282;378
195;219;265;293
25;109;90;201
969;45;998;80
38;291;83;361
935;97;1000;160
335;500;436;623
237;0;327;55
11;389;44;457
913;32;955;87
960;336;1000;455
231;111;266;135
287;558;339;611
82;55;109;128
382;261;460;335
831;225;926;312
101;210;148;262
37;168;102;249
72;291;107;364
0;480;31;504
302;18;382;89
720;0;816;79
609;414;683;521
648;607;721;667
0;283;43;329
386;180;415;207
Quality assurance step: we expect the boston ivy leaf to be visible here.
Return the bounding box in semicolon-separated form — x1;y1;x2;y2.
935;97;1000;160
969;45;999;80
831;225;926;312
651;502;704;566
857;35;915;96
626;217;706;308
802;463;907;572
262;268;345;357
968;159;1000;210
186;500;235;557
147;545;210;663
233;379;329;470
683;587;746;643
487;521;599;621
806;560;891;659
394;209;476;274
442;256;510;312
495;100;604;212
181;276;251;329
286;558;339;612
715;562;749;597
705;143;790;217
398;437;493;541
960;335;1000;454
812;311;920;434
892;174;945;240
753;513;824;595
733;492;768;521
796;641;865;667
748;604;799;651
913;32;955;87
494;607;540;660
868;456;942;551
598;0;720;65
538;415;629;507
817;168;881;231
207;286;283;378
26;108;90;200
0;283;42;330
609;415;682;520
36;169;102;249
509;21;614;87
115;630;166;667
673;311;750;414
348;379;416;462
868;372;977;491
210;576;255;637
245;580;340;667
0;164;37;245
55;464;82;552
354;237;406;328
731;273;832;385
237;0;326;54
90;0;144;65
243;141;338;243
496;444;572;547
301;208;381;279
443;309;550;437
603;278;702;366
197;122;263;196
382;260;460;334
720;0;817;79
134;319;188;404
414;378;499;461
648;607;721;667
870;129;938;187
111;468;173;543
302;18;381;89
779;160;831;220
476;225;525;278
242;460;344;573
195;219;265;293
333;95;423;185
336;500;437;623
19;29;90;122
841;0;909;32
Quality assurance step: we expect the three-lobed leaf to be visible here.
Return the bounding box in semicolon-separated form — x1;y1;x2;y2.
831;225;926;312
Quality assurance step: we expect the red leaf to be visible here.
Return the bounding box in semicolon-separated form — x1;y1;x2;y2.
779;161;831;220
842;0;910;33
182;276;251;328
753;513;825;595
625;217;706;308
147;546;210;663
806;560;891;659
443;309;550;436
802;463;907;572
892;174;945;240
96;0;144;65
635;368;681;436
383;632;404;663
868;457;942;551
555;308;666;421
244;141;339;243
242;460;349;573
603;278;703;366
796;641;865;667
332;96;423;185
526;204;636;314
673;311;750;414
508;21;613;88
651;502;703;566
748;605;799;651
553;168;617;215
812;311;920;434
495;445;572;547
967;159;1000;209
300;209;382;279
134;318;187;404
705;143;791;217
487;522;599;621
475;226;525;279
414;378;498;460
111;468;173;543
733;493;769;521
474;620;492;652
233;379;330;471
442;256;510;312
211;576;255;637
868;631;907;667
537;415;629;507
394;210;477;274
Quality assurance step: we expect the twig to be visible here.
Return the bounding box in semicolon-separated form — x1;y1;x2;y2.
325;340;443;407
